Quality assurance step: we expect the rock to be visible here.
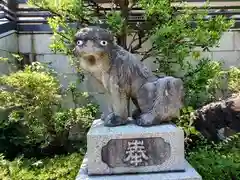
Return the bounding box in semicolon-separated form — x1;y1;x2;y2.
193;94;240;141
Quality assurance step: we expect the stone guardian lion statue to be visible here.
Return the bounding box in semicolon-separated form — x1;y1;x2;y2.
73;26;184;127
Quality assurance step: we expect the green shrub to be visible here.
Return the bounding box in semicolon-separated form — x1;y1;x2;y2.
0;62;99;158
0;153;83;180
183;58;240;108
179;58;240;140
175;60;240;149
188;148;240;180
187;134;240;180
183;58;223;108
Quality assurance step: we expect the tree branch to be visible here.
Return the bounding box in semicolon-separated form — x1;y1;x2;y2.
131;35;149;52
139;47;153;61
87;0;107;17
127;32;138;51
116;0;129;49
57;31;71;41
128;0;137;9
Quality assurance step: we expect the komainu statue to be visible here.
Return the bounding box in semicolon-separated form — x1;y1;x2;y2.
73;26;184;127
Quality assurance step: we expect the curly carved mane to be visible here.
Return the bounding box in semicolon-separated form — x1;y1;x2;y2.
110;45;154;88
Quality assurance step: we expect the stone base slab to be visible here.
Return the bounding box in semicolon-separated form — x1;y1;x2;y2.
76;156;202;180
87;119;185;175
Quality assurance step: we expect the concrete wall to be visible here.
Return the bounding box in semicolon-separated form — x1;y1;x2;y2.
18;32;85;109
18;33;77;87
128;31;240;72
0;31;18;75
210;31;240;68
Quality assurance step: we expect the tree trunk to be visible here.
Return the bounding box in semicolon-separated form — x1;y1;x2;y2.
117;0;129;50
192;94;240;141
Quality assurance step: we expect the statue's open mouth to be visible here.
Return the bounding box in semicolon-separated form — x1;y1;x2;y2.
88;55;96;65
83;54;97;66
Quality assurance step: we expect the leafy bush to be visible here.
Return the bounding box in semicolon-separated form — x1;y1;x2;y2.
187;134;240;180
189;148;240;180
175;60;240;150
220;66;240;95
174;60;240;151
0;153;83;180
183;58;223;108
183;58;240;108
0;62;98;158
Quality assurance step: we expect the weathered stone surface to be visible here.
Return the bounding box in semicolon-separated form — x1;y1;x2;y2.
87;119;184;175
73;26;184;127
76;156;202;180
193;94;240;141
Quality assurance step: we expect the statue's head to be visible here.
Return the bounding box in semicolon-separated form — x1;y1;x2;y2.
73;26;115;73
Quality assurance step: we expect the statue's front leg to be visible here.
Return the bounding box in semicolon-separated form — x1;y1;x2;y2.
134;81;158;126
100;102;113;120
131;97;142;120
103;91;129;127
132;109;141;120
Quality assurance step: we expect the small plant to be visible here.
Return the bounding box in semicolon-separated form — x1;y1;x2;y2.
225;67;240;94
0;62;61;147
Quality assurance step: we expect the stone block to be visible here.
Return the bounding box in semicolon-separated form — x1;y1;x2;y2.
19;34;53;54
18;34;31;53
0;32;18;52
87;119;184;175
45;54;75;74
233;31;240;51
76;156;202;180
210;32;234;51
213;51;240;68
33;34;53;54
0;50;17;75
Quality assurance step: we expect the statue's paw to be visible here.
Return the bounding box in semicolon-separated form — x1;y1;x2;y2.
104;113;128;127
134;113;156;127
132;109;141;120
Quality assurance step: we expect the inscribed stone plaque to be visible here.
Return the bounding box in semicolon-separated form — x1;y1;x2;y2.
102;137;170;168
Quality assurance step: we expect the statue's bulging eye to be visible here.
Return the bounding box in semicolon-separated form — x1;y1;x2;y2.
77;40;84;46
100;40;108;46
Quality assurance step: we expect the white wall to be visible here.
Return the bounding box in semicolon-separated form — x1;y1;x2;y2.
0;31;18;75
210;31;240;68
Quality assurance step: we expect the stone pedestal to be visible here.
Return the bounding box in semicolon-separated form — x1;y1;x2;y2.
76;156;202;180
87;119;184;175
76;119;202;180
